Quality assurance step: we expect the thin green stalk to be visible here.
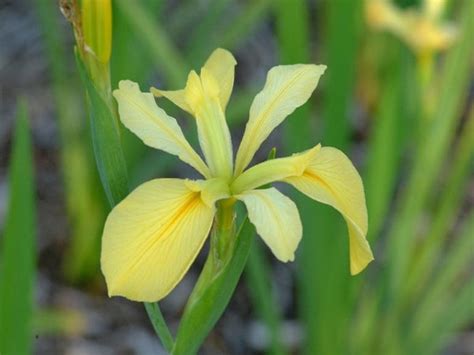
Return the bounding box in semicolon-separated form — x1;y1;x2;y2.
0;100;36;355
114;0;188;87
246;241;285;355
145;302;174;352
387;0;474;293
186;0;233;66
365;41;404;241
273;2;316;353
300;1;362;354
401;109;474;300
111;0;161;87
167;0;205;37
409;212;474;343
412;276;474;355
219;0;272;51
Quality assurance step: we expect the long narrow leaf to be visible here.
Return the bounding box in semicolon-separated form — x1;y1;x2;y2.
301;1;362;353
246;241;286;355
114;0;188;87
387;0;474;291
273;1;312;354
0;101;36;355
36;0;105;282
402;109;474;299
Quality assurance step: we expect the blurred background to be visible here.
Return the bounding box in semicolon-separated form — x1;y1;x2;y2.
0;0;473;354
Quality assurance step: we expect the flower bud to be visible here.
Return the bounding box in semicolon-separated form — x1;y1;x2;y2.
82;0;112;63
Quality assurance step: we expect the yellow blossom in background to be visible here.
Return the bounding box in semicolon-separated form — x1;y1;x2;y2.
101;49;374;302
366;0;457;55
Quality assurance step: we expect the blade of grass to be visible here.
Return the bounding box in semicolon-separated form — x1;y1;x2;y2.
246;239;285;355
0;100;36;355
167;0;206;38
300;1;362;353
186;0;232;67
219;0;272;51
387;0;474;293
111;0;161;87
242;148;285;355
409;211;474;343
412;276;474;355
273;1;325;353
36;0;105;282
274;0;311;150
401;108;474;300
114;0;188;87
364;40;405;241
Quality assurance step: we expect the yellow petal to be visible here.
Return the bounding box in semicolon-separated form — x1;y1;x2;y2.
184;70;234;178
150;88;192;114
202;48;237;111
101;178;216;302
150;48;236;114
284;147;373;274
236;188;302;262
113;80;210;178
234;64;326;175
231;145;320;194
185;177;231;207
423;0;446;20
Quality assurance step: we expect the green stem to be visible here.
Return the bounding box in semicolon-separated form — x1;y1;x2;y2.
144;303;174;352
246;243;285;355
401;110;474;301
191;200;237;302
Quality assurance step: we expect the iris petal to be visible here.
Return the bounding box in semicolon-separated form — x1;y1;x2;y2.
284;147;373;274
236;188;302;262
101;178;217;302
113;80;210;177
234;64;326;175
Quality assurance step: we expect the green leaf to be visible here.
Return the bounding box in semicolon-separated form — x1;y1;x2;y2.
114;0;188;87
364;41;407;241
297;1;362;354
36;0;105;282
172;218;254;354
409;212;474;347
144;302;174;352
75;52;129;206
219;0;272;51
401;111;474;301
0;100;36;355
387;0;474;292
246;241;286;355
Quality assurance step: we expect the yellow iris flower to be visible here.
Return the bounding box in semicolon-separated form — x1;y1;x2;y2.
366;0;457;54
101;49;374;302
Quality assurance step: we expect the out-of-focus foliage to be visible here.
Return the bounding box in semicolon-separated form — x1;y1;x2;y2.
0;0;472;353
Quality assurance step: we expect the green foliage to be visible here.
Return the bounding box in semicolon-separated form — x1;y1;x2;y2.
15;0;472;353
173;218;254;354
0;101;36;354
36;0;105;282
75;51;173;349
